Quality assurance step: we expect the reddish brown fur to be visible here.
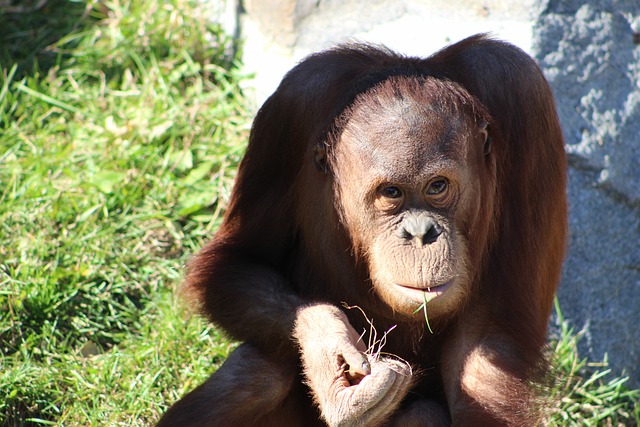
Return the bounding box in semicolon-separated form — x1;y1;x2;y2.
158;34;567;427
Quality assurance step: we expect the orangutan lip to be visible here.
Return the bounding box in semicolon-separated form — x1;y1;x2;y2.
399;279;452;292
396;279;453;298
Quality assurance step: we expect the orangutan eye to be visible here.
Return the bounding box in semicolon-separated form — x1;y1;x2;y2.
426;179;447;195
380;186;403;199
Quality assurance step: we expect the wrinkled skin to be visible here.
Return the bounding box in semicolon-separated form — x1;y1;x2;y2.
158;34;567;427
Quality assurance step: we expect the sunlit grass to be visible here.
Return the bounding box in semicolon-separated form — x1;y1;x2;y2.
1;0;246;424
542;300;640;426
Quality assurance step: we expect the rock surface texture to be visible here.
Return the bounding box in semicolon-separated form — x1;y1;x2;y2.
227;0;640;386
534;0;640;387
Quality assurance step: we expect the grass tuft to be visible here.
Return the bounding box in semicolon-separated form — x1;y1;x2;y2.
542;300;640;426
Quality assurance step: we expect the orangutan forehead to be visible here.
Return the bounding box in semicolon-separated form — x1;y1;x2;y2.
347;75;489;124
334;84;479;174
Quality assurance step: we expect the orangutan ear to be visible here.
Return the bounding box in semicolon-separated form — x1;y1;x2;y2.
313;145;328;171
481;122;491;156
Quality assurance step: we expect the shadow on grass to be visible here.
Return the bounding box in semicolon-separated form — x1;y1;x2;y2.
0;0;97;76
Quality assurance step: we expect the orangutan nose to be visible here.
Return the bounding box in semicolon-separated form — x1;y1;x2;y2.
399;214;442;245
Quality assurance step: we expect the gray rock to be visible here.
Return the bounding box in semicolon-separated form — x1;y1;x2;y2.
534;1;640;386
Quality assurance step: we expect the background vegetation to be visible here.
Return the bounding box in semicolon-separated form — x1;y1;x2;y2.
0;1;637;425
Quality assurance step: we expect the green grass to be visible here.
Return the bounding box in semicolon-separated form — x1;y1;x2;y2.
543;301;640;426
0;1;245;424
0;1;638;425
